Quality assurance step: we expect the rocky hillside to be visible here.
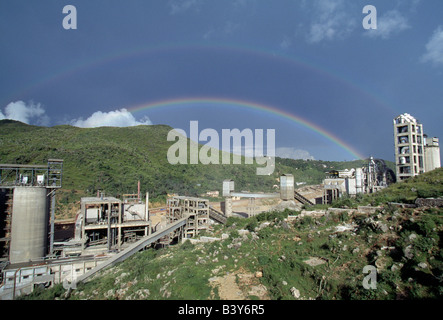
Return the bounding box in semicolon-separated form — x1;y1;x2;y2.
22;169;443;300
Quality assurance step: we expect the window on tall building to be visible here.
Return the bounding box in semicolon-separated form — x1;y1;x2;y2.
400;166;411;174
397;126;408;133
399;136;409;144
399;147;409;154
399;156;410;164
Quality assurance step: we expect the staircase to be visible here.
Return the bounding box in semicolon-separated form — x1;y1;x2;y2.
294;191;314;206
209;207;227;224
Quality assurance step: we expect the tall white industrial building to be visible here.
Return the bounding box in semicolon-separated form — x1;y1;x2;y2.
424;136;441;173
393;113;441;181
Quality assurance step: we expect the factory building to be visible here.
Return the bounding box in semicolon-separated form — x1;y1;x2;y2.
79;193;151;254
424;136;441;172
0;160;63;264
167;196;209;239
0;161;157;299
322;158;395;204
393;113;441;180
393;113;426;180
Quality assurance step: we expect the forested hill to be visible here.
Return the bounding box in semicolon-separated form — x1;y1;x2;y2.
0;120;386;214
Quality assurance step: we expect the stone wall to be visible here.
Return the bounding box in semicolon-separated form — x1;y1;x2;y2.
415;198;443;207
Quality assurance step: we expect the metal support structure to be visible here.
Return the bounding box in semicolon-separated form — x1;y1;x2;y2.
47;189;56;256
72;217;187;288
0;159;63;189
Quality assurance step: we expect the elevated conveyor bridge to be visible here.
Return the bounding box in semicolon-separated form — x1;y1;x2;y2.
72;217;187;288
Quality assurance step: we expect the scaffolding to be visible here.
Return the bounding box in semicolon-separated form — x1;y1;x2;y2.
80;196;150;253
0;190;13;261
167;196;209;240
0;159;63;189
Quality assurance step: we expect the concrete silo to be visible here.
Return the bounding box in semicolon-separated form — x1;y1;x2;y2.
9;187;49;264
280;174;294;201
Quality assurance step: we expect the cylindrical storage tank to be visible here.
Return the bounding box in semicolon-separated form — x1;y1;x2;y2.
9;187;49;264
222;180;234;197
280;174;294;201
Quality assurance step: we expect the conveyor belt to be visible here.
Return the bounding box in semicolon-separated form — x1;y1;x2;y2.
72;217;187;288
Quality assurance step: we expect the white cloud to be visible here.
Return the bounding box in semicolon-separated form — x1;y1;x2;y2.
306;0;357;44
71;109;152;128
280;36;292;50
203;21;242;40
0;101;49;126
365;10;410;39
421;26;443;66
168;0;203;15
276;147;315;160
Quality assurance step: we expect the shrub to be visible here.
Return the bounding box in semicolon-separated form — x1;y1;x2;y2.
257;227;273;239
417;186;441;199
181;239;195;250
246;220;258;232
416;216;438;237
229;230;239;239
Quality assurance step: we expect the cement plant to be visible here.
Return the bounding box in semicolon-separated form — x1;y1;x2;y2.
0;113;441;300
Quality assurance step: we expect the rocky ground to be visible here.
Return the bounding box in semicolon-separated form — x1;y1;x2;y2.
23;196;442;300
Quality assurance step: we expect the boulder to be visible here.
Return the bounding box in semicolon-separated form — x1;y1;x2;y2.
290;287;300;299
404;245;414;260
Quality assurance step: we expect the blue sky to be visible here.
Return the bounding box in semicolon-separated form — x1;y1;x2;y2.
0;0;442;162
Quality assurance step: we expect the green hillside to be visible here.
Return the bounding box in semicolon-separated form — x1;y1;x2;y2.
0;120;384;218
21;169;443;301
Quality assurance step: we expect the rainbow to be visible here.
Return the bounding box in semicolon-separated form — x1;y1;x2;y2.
8;43;396;115
128;97;366;160
3;43;380;160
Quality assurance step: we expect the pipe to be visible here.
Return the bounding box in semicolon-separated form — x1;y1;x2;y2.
145;192;149;222
50;191;55;255
12;268;21;300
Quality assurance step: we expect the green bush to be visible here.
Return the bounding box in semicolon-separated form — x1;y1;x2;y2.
229;230;240;239
255;210;289;223
417;186;441;199
181;239;195;250
246;220;258;232
257;227;273;239
19;283;66;300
